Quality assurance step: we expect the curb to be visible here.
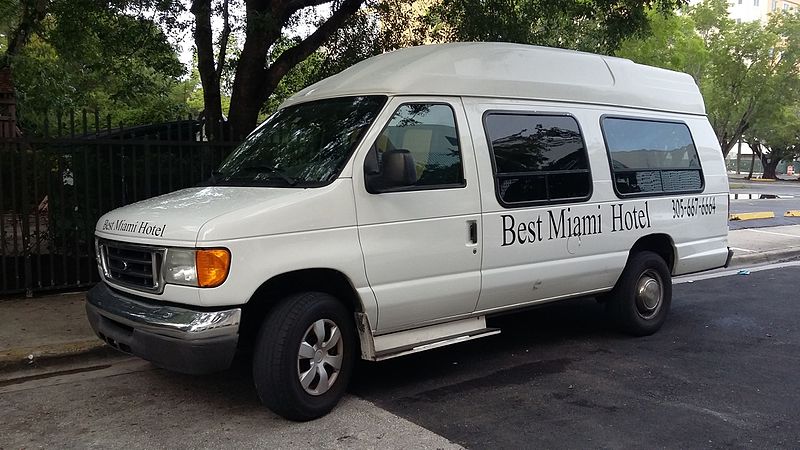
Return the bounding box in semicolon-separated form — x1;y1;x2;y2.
727;247;800;268
0;339;107;374
786;210;800;217
729;211;775;221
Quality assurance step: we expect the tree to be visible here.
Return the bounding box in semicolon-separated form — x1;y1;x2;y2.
192;0;367;140
746;106;800;179
616;7;708;81
191;0;230;139
704;11;800;159
193;0;691;139
428;0;687;55
616;0;800;167
1;0;190;131
0;0;49;67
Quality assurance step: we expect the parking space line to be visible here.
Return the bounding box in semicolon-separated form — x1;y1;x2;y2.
675;260;800;284
729;247;756;253
747;228;800;238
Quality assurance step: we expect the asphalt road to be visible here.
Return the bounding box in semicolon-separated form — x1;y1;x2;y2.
2;263;800;448
354;264;800;448
0;356;457;449
729;179;800;229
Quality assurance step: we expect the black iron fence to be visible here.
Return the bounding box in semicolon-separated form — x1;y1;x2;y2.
0;111;241;297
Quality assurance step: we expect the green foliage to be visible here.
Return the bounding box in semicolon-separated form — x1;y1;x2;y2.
258;0;410;117
704;10;800;157
616;0;800;174
0;0;18;51
616;8;708;80
750;106;800;156
3;0;190;133
429;0;688;54
263;46;325;115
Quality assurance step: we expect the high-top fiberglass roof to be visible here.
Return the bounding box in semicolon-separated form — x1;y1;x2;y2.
286;42;705;115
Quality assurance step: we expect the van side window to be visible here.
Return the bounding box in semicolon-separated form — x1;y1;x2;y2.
602;117;703;196
367;103;465;191
484;113;591;206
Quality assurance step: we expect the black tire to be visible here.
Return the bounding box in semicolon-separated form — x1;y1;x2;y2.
252;292;356;421
606;251;672;336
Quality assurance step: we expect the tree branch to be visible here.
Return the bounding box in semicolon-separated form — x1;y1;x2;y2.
284;0;337;15
4;0;49;65
260;0;366;101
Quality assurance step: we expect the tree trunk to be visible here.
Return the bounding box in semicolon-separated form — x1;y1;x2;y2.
227;2;282;140
748;152;756;179
2;0;48;74
762;157;780;180
191;0;224;141
227;0;366;139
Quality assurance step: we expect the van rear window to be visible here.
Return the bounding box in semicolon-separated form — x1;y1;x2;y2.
484;113;592;207
601;117;703;196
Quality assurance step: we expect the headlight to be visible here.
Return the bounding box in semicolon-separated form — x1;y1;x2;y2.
164;248;198;286
162;248;231;288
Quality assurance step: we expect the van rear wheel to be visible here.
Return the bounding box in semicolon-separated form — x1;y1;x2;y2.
252;292;356;421
607;251;672;336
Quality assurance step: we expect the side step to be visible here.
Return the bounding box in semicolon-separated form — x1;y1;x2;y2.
356;315;501;361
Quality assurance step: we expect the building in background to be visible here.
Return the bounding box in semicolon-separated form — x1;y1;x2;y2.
690;0;800;23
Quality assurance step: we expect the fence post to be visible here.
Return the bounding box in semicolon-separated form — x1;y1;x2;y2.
20;138;33;297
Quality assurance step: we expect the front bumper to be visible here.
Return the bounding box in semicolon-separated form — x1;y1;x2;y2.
86;283;241;374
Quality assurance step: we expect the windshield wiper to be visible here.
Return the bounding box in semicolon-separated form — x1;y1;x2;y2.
230;165;297;186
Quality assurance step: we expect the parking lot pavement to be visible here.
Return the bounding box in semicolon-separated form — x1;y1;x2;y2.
2;264;799;448
728;225;800;266
728;177;800;229
0;357;461;449
351;263;800;448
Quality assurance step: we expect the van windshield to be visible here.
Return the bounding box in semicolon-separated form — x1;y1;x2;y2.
211;96;387;187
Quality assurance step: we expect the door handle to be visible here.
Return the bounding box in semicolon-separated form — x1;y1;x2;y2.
468;220;478;244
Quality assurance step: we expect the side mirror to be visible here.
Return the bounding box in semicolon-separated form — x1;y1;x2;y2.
365;148;417;193
364;145;380;176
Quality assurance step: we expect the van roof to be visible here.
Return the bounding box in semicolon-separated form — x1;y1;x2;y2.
285;42;706;115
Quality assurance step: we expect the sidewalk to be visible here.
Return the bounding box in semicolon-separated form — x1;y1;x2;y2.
0;292;106;372
2;225;800;372
727;224;800;266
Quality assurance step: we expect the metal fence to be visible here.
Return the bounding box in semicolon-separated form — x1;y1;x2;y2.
0;111;241;297
726;156;800;176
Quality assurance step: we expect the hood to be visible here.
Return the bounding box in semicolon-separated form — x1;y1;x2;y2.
95;180;356;245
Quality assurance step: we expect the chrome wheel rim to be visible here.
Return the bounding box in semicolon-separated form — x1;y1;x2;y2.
297;319;343;396
635;269;663;320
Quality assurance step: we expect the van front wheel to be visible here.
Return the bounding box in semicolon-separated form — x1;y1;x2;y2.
607;251;672;336
252;292;356;421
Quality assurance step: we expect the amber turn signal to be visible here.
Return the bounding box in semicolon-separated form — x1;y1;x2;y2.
196;248;231;288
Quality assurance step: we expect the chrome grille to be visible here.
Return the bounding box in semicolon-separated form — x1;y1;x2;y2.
98;240;164;292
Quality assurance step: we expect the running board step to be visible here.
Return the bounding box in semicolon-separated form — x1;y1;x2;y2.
356;316;501;361
374;328;501;361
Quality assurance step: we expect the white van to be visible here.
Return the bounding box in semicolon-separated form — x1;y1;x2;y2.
86;43;731;421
